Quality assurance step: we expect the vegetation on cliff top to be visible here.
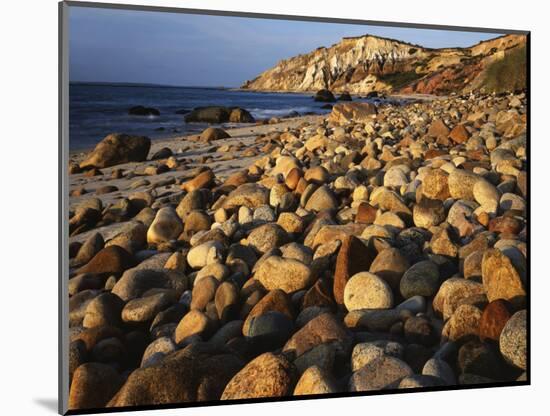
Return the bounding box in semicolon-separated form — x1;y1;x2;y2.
378;71;423;90
482;46;527;93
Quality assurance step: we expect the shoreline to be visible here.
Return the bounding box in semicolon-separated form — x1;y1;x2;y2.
69;113;326;221
69;92;437;156
69;114;326;158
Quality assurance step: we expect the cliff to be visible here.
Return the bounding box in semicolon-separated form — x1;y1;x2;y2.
241;33;527;95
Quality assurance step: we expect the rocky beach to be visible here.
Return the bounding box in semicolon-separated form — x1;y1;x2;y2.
66;90;528;410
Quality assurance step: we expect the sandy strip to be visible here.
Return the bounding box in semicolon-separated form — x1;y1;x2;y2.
68;114;325;244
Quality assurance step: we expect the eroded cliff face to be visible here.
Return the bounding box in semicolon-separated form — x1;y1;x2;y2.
242;34;527;95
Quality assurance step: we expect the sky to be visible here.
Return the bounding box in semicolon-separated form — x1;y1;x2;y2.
69;6;504;87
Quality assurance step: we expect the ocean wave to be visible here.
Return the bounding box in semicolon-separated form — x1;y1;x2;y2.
248;106;323;119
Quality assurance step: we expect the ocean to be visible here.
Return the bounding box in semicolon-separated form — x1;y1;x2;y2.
69;83;345;150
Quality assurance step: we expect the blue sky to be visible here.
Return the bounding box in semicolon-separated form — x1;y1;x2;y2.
69;6;503;87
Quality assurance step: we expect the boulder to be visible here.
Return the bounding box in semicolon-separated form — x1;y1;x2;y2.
108;345;243;406
247;223;289;254
77;246;134;276
184;106;230;123
448;169;480;200
473;179;501;214
427;119;450;138
482;249;526;308
499;310;527;370
122;291;176;323
304;185;338;212
254;256;313;293
369;247;411;289
229;108;255;123
111;268;187;302
80;133;151;169
243;289;294;335
74;233;104;267
334;235;375;305
479;299;512;342
442;304;482;343
313;89;336;102
83;292;124;328
400;260;440;299
181;169;215;192
150;147;173;160
293;366;337;395
433;277;485;320
174;310;215;343
187;241;225;269
222;183;270;209
449;123;470;143
329;102;377;124
221;353;296;399
422;358;456;385
146;207;183;244
351;341;405;371
199;127;230;142
349;356;413;391
69;363;124;410
344;272;394;311
413;198;445;228
283;313;351;358
128;105;160;116
421;169;450;200
247;311;295;347
191;276;219;311
338;91;352;101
